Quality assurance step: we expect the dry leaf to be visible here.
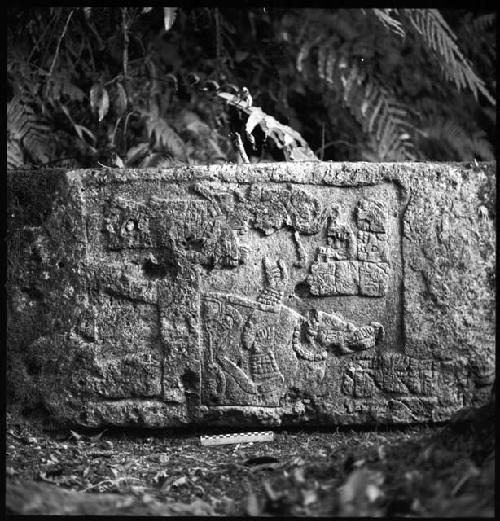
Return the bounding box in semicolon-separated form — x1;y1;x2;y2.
263;480;277;501
339;468;384;516
160;474;188;494
126;142;150;163
244;456;280;466
114;82;128;116
293;466;306;484
150;452;169;464
69;430;82;442
89;84;101;113
115;155;125;168
98;88;110;122
378;445;386;460
152;469;168;485
246;489;260;516
89;429;107;442
245;455;280;472
353;458;366;468
302;488;318;506
172;475;188;487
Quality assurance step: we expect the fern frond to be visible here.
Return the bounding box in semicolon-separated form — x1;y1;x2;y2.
316;43;417;161
139;108;187;161
471;13;496;33
370;9;405;38
402;9;495;105
7;140;24;169
7;96;52;165
419;116;495;161
469;133;495;161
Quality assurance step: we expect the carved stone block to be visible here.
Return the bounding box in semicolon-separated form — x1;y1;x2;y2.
335;261;360;295
359;263;390;297
7;163;495;428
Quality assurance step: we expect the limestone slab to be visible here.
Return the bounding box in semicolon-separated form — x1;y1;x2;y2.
7;162;495;428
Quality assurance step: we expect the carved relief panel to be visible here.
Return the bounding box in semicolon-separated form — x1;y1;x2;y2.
88;180;401;410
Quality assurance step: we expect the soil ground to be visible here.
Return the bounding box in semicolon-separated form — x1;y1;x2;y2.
6;401;495;517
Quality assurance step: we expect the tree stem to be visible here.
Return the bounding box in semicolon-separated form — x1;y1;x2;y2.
48;9;74;77
121;8;130;80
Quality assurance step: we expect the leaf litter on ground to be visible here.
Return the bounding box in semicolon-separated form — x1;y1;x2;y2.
6;399;495;516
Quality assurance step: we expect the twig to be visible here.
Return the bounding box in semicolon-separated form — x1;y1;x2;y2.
451;466;480;497
48;9;74;77
314;139;357;155
233;133;250;164
179;455;211;465
83;476;141;492
104;74;125;87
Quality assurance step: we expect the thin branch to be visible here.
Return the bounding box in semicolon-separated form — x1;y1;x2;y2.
48;9;74;77
314;139;358;155
104;75;123;87
215;8;222;76
86;38;96;73
121;8;130;80
85;17;105;50
131;33;146;58
39;9;63;68
27;12;58;64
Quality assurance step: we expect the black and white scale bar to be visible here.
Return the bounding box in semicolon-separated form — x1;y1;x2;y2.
200;431;274;446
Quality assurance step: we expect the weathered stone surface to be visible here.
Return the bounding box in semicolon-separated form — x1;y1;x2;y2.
7;162;495;428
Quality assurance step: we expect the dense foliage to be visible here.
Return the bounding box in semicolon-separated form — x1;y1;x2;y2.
7;7;496;169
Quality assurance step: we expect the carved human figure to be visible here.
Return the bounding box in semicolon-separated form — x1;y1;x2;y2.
202;289;286;404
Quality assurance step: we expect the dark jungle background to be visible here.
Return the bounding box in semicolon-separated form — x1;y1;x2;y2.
7;7;496;169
